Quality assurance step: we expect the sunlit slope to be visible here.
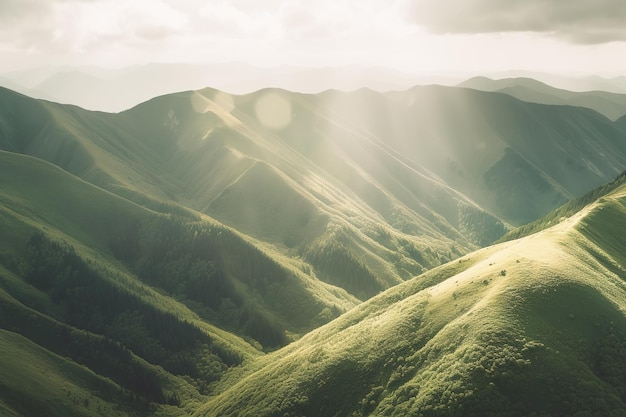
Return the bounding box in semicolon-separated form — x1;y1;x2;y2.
459;76;626;120
315;86;626;225
0;86;496;300
121;88;505;293
198;180;626;417
0;150;364;415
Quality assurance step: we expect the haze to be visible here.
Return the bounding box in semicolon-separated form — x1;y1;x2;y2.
2;0;626;75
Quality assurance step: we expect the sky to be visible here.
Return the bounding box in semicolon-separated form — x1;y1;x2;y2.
1;0;626;75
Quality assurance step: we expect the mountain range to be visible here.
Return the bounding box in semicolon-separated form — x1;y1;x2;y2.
0;64;454;112
1;80;626;416
3;63;626;113
459;76;626;121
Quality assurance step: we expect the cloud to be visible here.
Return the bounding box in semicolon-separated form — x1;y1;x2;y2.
406;0;626;44
0;0;187;53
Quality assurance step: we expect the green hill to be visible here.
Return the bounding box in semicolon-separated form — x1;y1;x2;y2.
0;151;361;415
198;176;626;417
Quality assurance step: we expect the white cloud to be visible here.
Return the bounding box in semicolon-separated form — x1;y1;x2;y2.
406;0;626;44
0;0;625;75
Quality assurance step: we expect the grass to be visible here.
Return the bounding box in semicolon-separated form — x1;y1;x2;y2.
196;181;626;417
0;329;130;417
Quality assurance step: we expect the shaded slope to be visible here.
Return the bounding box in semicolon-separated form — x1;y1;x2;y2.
617;114;626;132
0;150;362;415
500;170;626;242
198;177;626;417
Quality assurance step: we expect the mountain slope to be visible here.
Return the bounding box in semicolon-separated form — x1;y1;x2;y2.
2;84;626;301
0;150;365;415
315;85;626;225
0;86;505;301
198;175;626;417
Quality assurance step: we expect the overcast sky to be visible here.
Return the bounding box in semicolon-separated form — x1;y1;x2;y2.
1;0;626;75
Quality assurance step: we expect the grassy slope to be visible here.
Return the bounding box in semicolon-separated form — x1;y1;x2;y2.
321;85;626;226
0;150;364;415
0;329;129;417
197;181;626;417
0;149;359;332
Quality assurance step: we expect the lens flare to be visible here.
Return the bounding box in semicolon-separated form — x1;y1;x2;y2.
254;91;292;130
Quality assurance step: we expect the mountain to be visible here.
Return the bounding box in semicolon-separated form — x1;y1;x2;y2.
459;76;626;120
2;84;626;299
479;71;626;94
0;64;456;112
312;86;626;225
1;82;626;416
198;173;626;417
0;149;361;416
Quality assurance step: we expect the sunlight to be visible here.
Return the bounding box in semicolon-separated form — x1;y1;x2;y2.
191;90;235;114
254;91;292;129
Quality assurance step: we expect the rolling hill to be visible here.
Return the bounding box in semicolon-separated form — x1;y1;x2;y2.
197;172;626;417
0;150;361;416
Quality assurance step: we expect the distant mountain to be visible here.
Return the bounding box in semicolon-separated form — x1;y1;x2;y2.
314;86;626;225
481;71;626;94
459;76;626;120
0;64;455;112
565;75;626;94
198;172;626;417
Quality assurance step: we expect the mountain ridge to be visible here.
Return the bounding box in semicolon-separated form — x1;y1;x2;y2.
459;76;626;120
197;172;626;417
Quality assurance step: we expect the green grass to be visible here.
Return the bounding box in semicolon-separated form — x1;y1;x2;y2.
0;329;132;417
196;182;626;417
0;151;349;413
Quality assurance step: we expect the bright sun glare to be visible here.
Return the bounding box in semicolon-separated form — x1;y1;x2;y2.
254;92;293;130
